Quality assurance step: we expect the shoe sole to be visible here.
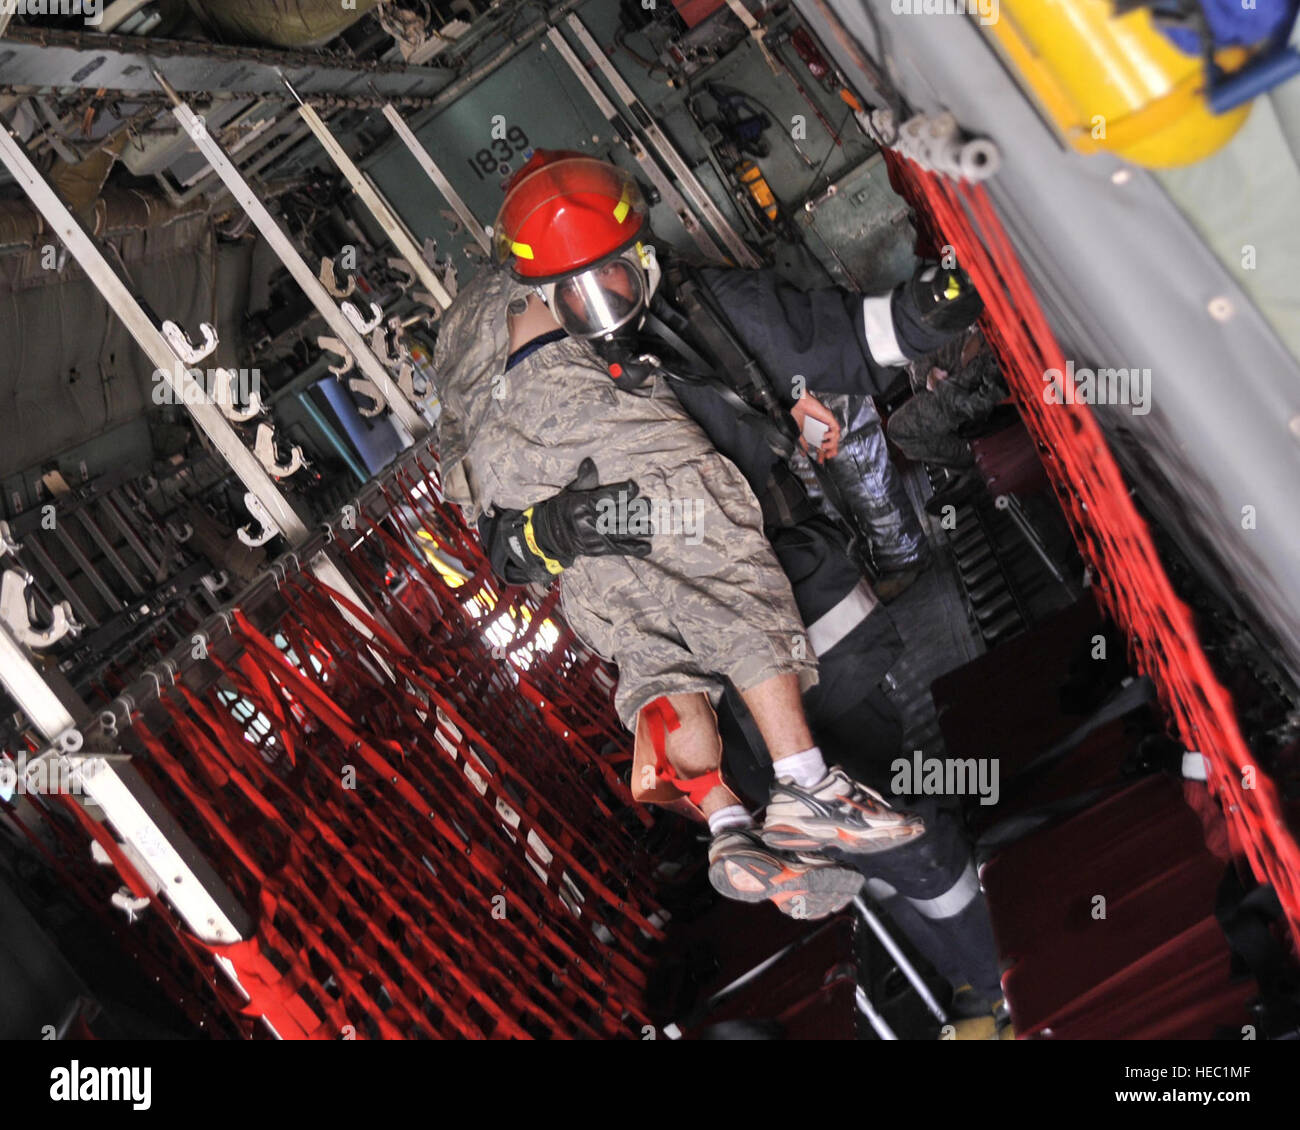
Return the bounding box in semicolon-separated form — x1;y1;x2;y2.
708;846;865;920
759;819;926;856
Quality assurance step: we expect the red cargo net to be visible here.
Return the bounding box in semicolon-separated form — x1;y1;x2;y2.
3;452;662;1038
883;151;1300;944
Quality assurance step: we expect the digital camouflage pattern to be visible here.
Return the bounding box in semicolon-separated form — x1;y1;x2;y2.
887;344;1009;470
432;267;817;726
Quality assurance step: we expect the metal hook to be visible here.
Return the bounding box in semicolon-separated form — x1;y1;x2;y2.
237;492;280;548
161;320;218;364
346;377;386;418
0;568;79;649
412;290;443;316
201;571;229;596
212;367;264;422
253;423;305;478
0;520;21;559
386;257;417;295
318;335;355;377
370;325;397;368
341;300;384;335
110;693;136;728
396;360;434;404
319;254;356;299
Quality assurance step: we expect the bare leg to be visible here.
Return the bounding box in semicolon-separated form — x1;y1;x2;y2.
660;676;821;814
659;691;741;816
737;673;815;765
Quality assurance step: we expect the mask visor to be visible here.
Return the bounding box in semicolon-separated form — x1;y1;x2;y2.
549;258;646;339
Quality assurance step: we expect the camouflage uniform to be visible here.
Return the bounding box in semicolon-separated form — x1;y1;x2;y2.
433;269;818;727
887;348;1009;469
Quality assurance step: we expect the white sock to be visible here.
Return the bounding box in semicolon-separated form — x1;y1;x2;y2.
707;805;753;836
773;746;827;788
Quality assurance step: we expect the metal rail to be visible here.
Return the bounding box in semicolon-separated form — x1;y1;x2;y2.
151;69;429;439
563;13;761;269
0;24;456;103
379;102;492;255
283;79;453;311
544;27;727;265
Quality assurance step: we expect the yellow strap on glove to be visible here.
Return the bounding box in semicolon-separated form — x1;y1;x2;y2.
522;507;565;576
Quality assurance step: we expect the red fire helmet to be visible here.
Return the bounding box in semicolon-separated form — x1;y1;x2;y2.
492;150;649;282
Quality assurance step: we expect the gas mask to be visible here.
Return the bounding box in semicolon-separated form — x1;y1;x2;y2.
536;242;663;390
539;242;662;342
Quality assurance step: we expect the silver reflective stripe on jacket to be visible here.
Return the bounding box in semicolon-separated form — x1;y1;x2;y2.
862;292;908;367
908;859;981;920
807;580;878;657
865;859;982;920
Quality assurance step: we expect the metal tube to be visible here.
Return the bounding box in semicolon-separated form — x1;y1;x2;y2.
995;493;1066;583
0;610;249;952
52;524;124;612
564;13;762;269
0;622;78;739
24;539;100;629
365;0;589;160
149;71;429;439
855;985;898;1040
283;80;454;310
380;102;491;254
544;28;728;265
853;894;948;1023
101;494;164;577
74;511;145;596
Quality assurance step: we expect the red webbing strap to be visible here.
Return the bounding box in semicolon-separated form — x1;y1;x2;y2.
51;791;153;901
216;935;334;1039
270;599;661;1016
287;575;665;947
235;650;298;769
309;512;647;853
130;717;345;1038
49;789;305;1037
1;789;247;1039
231;605;653;1022
14;446;664;1038
644;697;724;807
884;151;1300;943
233;609;503;886
160;697;503;1039
378;472;637;788
192;661;609;1037
153;651;617;1036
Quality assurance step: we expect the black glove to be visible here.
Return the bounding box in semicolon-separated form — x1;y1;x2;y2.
526;458;653;572
891;264;984;359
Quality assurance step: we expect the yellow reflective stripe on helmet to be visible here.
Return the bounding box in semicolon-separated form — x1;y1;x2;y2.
613;184;632;224
943;274;962;300
511;241;534;260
